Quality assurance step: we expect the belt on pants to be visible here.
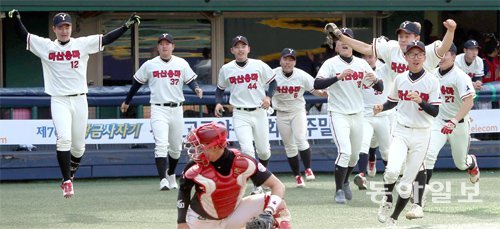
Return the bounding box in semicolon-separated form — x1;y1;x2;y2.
153;102;183;107
236;107;259;111
67;93;85;97
443;119;464;123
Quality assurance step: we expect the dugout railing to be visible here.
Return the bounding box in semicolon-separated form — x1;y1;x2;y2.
0;83;499;180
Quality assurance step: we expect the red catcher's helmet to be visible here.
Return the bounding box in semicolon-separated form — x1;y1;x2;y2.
184;122;228;164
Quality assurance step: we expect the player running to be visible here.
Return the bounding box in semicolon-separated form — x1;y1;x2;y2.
373;41;441;227
355;54;392;189
272;48;327;187
314;28;382;204
418;43;480;213
8;9;140;198
121;33;202;191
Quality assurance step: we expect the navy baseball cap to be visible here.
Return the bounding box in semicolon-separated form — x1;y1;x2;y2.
449;43;458;54
464;39;480;49
158;33;174;43
232;35;249;47
281;48;296;59
396;21;420;35
53;13;72;27
340;27;354;38
405;40;426;53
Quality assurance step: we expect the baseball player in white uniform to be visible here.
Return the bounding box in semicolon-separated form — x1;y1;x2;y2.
214;35;276;194
354;55;393;190
272;48;327;187
455;39;484;90
8;10;140;198
420;43;480;211
314;28;381;204
215;35;276;162
121;33;203;191
373;41;441;227
325;19;456;82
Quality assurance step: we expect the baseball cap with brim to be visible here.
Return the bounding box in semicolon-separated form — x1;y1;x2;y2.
53;13;72;27
464;39;480;49
405;40;426;54
340;28;354;38
396;21;420;35
158;33;174;43
232;35;249;46
449;43;457;54
281;48;296;59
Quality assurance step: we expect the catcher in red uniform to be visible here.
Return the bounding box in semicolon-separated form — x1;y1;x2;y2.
177;122;292;229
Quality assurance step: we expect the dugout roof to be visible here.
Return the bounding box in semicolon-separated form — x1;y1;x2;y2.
1;0;498;12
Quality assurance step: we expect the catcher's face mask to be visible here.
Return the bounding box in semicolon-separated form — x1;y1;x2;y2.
183;122;228;165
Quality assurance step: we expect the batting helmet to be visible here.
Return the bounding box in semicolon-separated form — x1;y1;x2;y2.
184;122;228;164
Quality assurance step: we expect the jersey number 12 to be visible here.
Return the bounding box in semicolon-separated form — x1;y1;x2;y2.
71;61;79;69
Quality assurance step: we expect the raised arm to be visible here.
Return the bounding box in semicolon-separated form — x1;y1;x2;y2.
102;13;141;45
325;22;374;56
8;9;29;42
435;19;457;58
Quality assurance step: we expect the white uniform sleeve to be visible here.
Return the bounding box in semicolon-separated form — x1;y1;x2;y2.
303;69;315;92
260;61;276;84
429;77;442;105
316;58;334;79
388;75;400;102
376;64;389;81
133;60;150;84
27;33;52;58
217;65;228;89
474;57;485;77
457;72;476;100
373;39;398;64
77;34;104;54
424;40;443;70
181;59;197;83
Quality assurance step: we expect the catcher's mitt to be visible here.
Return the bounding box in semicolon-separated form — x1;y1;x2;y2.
324;22;343;49
246;211;274;229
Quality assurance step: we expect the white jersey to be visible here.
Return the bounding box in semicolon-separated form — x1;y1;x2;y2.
388;70;441;128
454;54;485;78
217;59;275;108
317;55;375;114
432;66;476;120
27;33;103;96
272;67;315;112
362;64;394;116
134;55;197;104
373;38;443;81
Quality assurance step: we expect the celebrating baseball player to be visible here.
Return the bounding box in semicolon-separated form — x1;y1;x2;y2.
355;54;392;190
325;19;456;82
8;9;140;198
121;33;203;191
373;41;441;227
272;48;327;187
314;28;382;204
454;39;484;90
214;35;276;194
177;122;291;229
420;43;480;210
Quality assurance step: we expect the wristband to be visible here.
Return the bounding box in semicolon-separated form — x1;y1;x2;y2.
265;195;282;214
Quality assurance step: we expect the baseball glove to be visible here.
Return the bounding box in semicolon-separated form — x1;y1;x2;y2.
246;211;274;229
324;22;343;49
124;13;141;28
8;9;21;19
